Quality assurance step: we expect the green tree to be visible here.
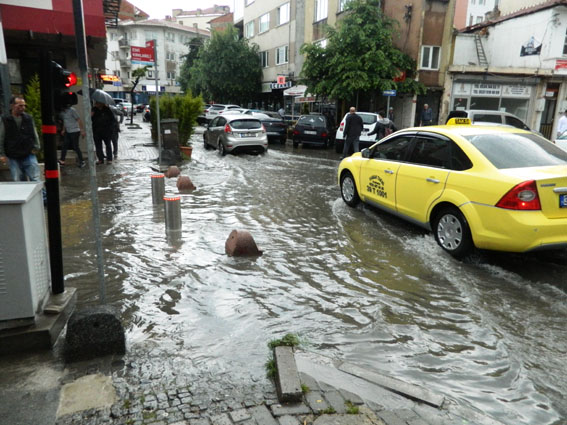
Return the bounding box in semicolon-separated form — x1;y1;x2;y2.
24;74;44;161
178;37;205;93
300;0;425;104
188;27;262;104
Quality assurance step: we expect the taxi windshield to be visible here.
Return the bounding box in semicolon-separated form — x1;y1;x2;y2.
465;132;567;169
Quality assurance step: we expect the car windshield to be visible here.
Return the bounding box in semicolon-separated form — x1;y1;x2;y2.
211;105;224;111
465;132;567;168
298;116;326;128
230;119;262;130
359;114;378;124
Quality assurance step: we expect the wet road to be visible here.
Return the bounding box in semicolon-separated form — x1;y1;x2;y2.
58;118;567;425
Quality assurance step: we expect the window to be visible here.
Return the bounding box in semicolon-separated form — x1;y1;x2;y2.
371;136;413;161
166;32;175;41
167;71;176;79
145;31;158;42
469;15;473;26
276;45;288;65
166;52;176;61
315;0;328;21
478;0;485;4
130;31;137;40
338;0;350;12
278;2;290;25
245;21;254;38
147;71;153;78
476;16;483;24
563;28;567;55
316;39;328;48
471;0;476;4
245;0;255;5
421;46;441;70
259;13;270;33
408;137;451;168
260;51;269;68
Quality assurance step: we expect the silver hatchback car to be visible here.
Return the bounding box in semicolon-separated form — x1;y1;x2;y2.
204;114;268;155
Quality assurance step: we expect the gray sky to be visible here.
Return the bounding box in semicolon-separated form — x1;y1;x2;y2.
130;0;233;20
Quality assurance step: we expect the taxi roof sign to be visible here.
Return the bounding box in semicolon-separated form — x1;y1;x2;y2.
447;117;471;125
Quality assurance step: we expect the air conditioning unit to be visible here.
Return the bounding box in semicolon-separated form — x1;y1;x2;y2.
0;182;50;323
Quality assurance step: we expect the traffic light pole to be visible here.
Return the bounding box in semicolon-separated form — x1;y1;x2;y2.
39;50;65;295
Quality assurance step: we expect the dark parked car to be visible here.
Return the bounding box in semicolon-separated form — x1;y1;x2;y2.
292;114;335;148
245;111;287;144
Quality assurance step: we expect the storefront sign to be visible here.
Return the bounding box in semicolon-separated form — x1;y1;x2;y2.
501;85;531;98
555;60;567;74
270;81;292;89
131;46;155;65
297;96;316;103
453;83;471;96
100;74;120;83
472;83;501;97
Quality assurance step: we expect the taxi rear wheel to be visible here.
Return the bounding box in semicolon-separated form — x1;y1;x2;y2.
340;172;360;207
433;207;473;258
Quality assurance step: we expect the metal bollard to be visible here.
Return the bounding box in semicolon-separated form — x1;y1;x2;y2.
164;195;182;233
151;174;165;204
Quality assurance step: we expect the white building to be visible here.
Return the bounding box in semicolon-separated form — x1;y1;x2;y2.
171;5;230;32
105;19;209;101
444;0;567;139
499;0;547;15
467;0;500;26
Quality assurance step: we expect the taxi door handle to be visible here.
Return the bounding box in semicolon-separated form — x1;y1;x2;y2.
553;187;567;194
385;169;394;175
426;178;440;184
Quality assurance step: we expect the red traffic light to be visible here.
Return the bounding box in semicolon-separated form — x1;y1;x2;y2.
65;72;77;87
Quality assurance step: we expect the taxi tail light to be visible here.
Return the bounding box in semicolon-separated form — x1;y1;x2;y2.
496;180;541;210
224;124;232;134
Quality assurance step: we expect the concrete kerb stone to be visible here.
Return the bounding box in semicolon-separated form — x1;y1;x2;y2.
274;346;302;403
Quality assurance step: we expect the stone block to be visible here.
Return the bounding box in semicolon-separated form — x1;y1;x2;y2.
322;390;346;414
249;405;278;425
274;346;302;403
64;305;125;362
225;229;263;257
305;391;329;414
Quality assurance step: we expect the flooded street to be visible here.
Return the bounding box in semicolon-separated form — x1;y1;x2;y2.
58;118;567;425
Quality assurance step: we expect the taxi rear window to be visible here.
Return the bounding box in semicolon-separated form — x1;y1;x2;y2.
465;133;567;168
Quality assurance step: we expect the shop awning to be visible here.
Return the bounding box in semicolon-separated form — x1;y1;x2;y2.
283;85;307;97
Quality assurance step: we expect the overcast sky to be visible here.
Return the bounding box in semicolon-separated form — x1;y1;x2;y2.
130;0;233;20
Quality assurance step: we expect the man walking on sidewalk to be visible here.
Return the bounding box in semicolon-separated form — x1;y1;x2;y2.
342;106;364;158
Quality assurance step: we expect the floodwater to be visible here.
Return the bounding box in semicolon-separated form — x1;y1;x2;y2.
58;119;567;425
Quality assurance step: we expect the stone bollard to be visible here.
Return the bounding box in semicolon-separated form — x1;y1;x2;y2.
225;229;263;257
64;305;125;362
151;174;165;204
164;165;180;178
177;175;196;193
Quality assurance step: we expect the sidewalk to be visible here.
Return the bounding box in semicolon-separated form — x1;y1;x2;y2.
1;119;507;425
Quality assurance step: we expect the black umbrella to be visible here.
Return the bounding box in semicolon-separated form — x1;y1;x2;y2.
77;88;115;105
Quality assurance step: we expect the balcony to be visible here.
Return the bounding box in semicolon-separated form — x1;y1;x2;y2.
118;39;129;48
119;59;131;68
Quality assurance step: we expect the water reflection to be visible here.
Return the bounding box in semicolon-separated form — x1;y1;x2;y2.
57;130;567;425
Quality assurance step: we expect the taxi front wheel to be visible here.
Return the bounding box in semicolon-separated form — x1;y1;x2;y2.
433;207;473;258
340;172;360;207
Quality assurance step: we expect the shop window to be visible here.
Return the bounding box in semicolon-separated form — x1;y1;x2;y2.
276;45;288;65
278;2;290;25
315;0;328;22
245;21;254;38
259;13;270;33
469;97;499;110
421;46;441;70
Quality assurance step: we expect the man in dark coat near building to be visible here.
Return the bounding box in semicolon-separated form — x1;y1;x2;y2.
91;101;116;164
342;106;364;158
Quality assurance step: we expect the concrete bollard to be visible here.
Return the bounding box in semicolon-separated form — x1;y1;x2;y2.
225;229;263;257
177;175;196;193
164;165;180;178
151;174;165;204
64;305;125;362
164;195;182;233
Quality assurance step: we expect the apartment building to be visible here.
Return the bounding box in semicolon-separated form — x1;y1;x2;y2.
172;6;231;32
105;20;209;103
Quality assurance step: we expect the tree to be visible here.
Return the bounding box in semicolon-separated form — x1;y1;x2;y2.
24;74;43;161
188;27;262;104
128;66;150;123
178;37;205;93
300;0;425;105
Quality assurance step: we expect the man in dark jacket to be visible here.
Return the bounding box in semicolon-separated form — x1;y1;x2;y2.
342;106;364;158
0;96;41;182
92;101;116;164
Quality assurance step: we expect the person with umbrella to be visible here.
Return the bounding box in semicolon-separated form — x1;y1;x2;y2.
92;100;115;164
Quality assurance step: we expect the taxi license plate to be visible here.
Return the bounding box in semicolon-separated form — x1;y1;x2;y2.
305;130;317;135
560;194;567;208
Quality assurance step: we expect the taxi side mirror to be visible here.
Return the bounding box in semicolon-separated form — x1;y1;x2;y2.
361;148;370;158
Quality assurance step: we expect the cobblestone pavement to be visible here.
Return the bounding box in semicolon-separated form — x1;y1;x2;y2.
17;120;505;425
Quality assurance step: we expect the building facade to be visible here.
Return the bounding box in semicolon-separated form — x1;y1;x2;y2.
105;20;209;103
499;0;547;14
444;1;567;139
172;6;231;32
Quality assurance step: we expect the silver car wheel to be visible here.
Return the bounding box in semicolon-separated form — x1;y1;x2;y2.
436;213;463;250
342;176;355;202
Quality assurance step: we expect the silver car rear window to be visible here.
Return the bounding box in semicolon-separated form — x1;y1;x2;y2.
230;119;262;130
465;132;567;168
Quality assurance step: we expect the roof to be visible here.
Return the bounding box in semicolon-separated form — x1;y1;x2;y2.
460;0;567;33
209;13;233;24
173;5;230;17
118;0;150;22
120;19;211;36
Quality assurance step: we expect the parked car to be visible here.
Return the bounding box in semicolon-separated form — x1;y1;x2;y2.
121;101;135;115
446;109;531;130
205;104;241;122
203;114;268;155
554;132;567;152
292;114;335;148
135;103;146;112
335;112;382;153
245;111;287;144
338;118;567;258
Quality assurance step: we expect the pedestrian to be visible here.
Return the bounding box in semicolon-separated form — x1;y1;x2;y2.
557;110;567;139
388;107;394;121
0;96;42;182
342;106;364;158
420;104;433;126
368;112;397;140
58;103;86;168
91;101;115;164
278;105;285;119
109;105;122;159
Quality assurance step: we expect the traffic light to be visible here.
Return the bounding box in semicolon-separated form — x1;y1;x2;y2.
51;61;78;111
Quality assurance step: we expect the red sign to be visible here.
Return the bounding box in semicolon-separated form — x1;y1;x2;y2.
393;70;406;82
555;60;567;71
277;75;286;85
131;46;155;63
146;40;155;49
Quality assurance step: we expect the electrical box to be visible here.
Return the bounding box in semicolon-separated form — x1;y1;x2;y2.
0;182;50;322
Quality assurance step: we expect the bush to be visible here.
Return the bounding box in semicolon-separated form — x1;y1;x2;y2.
24;74;43;161
149;92;203;146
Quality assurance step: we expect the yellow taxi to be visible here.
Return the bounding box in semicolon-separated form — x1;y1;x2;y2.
338;118;567;258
